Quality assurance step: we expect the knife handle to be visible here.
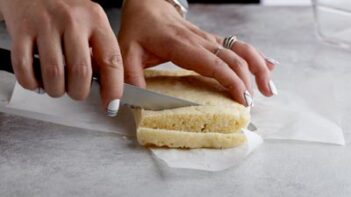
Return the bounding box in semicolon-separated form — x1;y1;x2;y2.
1;48;47;82
0;48;14;73
0;48;104;85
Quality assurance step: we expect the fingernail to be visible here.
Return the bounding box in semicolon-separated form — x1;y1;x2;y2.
244;90;254;107
269;80;278;95
106;99;120;117
265;57;280;65
34;88;45;95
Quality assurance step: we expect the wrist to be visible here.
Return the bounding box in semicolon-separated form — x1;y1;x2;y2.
164;0;188;18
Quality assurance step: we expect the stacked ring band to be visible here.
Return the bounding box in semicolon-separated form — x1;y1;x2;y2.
223;35;238;49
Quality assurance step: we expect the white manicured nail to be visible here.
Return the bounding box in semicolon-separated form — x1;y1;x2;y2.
106;99;120;117
244;90;254;107
269;80;278;95
34;88;45;95
265;57;280;65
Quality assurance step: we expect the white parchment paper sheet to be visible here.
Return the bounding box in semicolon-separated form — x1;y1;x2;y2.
0;68;345;171
151;129;263;171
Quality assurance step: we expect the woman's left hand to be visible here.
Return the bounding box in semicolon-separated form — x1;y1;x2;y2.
118;0;278;107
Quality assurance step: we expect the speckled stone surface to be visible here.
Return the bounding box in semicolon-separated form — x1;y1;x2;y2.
1;5;351;197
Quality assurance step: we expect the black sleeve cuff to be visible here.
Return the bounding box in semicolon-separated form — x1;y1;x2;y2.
92;0;123;8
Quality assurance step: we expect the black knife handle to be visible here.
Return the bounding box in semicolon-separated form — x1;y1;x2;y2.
0;48;14;73
0;48;42;81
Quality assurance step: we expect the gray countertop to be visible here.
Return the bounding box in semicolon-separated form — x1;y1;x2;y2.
1;5;351;197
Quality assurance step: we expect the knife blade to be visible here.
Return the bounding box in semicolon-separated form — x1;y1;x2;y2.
121;83;198;110
0;48;198;110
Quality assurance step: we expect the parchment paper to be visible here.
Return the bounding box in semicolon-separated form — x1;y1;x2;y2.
151;129;263;171
0;72;345;171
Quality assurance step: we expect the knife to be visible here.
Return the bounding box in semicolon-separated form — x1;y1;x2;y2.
0;48;257;130
0;48;198;110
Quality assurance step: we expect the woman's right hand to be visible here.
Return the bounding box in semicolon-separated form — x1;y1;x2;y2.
0;0;124;116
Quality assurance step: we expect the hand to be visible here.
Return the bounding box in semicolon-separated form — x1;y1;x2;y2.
0;0;123;116
118;0;278;107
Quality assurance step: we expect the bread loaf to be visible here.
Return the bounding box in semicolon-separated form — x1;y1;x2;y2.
134;69;250;149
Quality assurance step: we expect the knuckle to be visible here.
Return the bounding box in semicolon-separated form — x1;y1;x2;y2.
43;64;64;78
236;58;249;69
69;63;92;78
15;26;33;36
170;24;189;40
61;6;82;29
89;3;108;22
207;61;224;78
205;33;217;43
164;35;181;50
182;39;199;48
64;11;78;28
166;37;195;61
38;12;52;26
215;36;222;44
101;54;123;70
213;57;226;69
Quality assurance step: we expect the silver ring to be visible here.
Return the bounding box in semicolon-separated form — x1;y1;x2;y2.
214;45;223;56
223;35;238;49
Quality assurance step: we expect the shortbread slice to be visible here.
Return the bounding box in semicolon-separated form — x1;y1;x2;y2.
134;106;249;134
137;127;246;149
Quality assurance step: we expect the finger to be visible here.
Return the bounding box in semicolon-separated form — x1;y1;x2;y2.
258;51;278;71
265;60;275;71
215;48;253;94
170;42;252;107
185;30;253;94
64;29;92;101
263;55;276;71
184;21;218;44
91;27;123;117
121;43;146;88
11;34;39;91
231;41;274;96
37;31;65;97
